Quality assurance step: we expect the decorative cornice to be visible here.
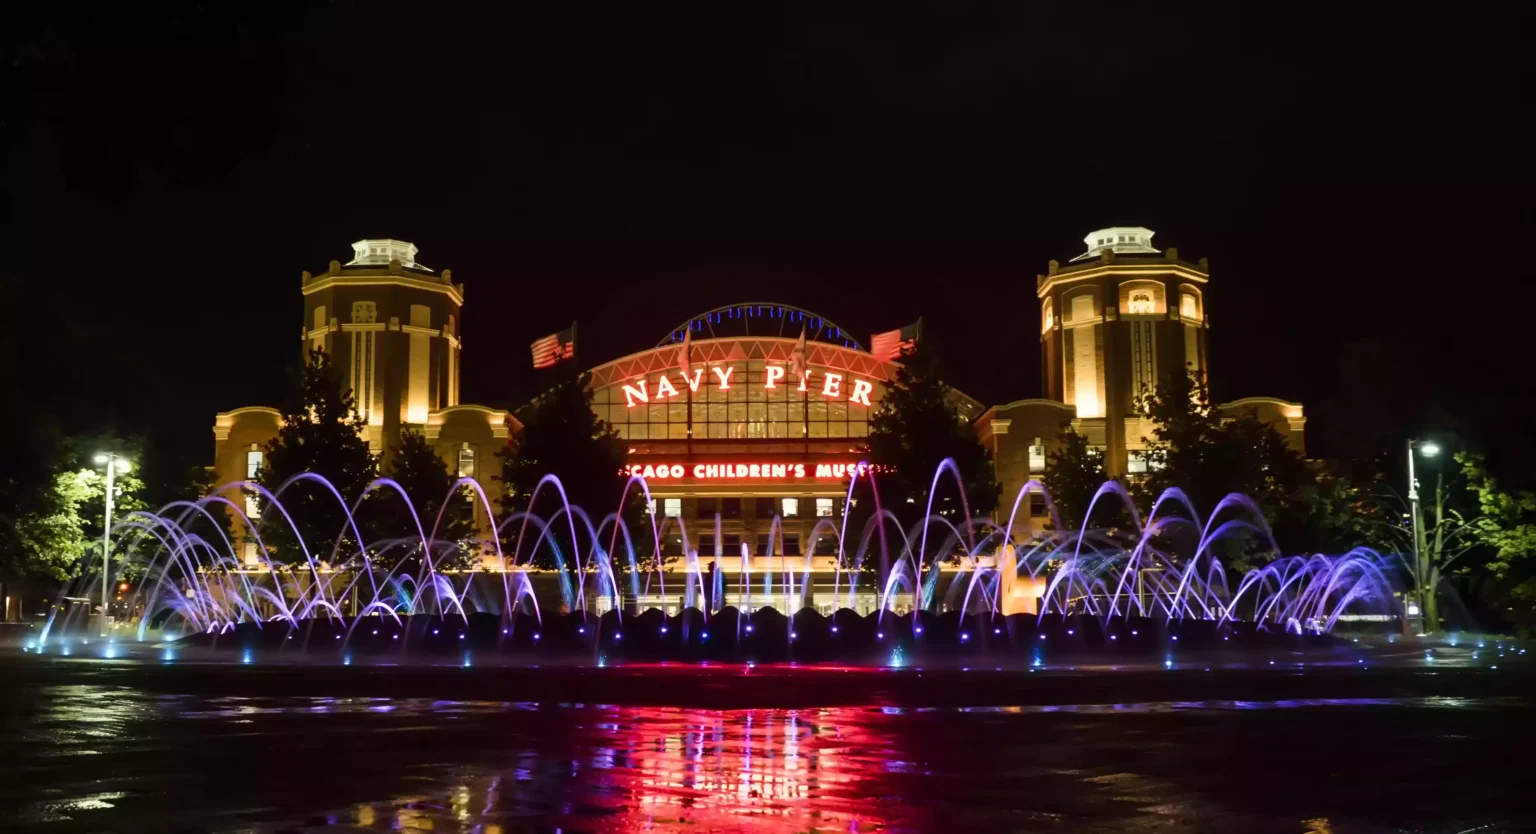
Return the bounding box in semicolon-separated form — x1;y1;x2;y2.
1037;263;1209;298
302;274;465;306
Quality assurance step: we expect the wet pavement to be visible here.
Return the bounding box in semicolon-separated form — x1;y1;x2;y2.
1;654;1533;833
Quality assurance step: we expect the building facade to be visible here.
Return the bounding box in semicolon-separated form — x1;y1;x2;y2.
581;304;982;610
211;240;513;560
974;227;1305;515
211;228;1303;607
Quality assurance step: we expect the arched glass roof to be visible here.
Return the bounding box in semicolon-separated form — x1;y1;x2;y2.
656;303;863;351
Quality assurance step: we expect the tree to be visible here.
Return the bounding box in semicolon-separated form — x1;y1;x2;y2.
853;341;999;571
6;469;95;582
1460;452;1536;632
1041;423;1110;531
498;366;634;570
1;433;149;588
377;430;477;572
255;350;379;565
1134;369;1324;569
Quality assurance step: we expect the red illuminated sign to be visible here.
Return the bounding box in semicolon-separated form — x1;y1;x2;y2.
621;366;874;408
625;461;872;480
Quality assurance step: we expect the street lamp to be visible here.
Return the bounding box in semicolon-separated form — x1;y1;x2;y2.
1406;439;1439;635
92;453;131;635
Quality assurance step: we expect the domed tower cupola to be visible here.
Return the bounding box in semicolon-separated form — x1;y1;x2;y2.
1069;227;1160;262
346;239;432;272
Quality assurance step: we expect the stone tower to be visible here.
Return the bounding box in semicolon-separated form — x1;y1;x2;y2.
300;239;465;457
1036;227;1211;476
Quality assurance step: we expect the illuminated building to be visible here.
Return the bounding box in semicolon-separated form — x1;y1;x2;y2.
975;227;1305;510
211;240;512;563
210;229;1302;608
584;304;983;611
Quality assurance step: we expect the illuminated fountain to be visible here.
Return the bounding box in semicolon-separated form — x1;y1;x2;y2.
31;460;1402;662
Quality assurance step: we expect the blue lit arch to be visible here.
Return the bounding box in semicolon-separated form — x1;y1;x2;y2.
656;303;864;351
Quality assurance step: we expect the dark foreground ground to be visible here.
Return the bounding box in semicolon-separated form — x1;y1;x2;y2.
2;652;1533;833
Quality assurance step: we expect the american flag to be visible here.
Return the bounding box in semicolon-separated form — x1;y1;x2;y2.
870;319;921;362
530;323;576;369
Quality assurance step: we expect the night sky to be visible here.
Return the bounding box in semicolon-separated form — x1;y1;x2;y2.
2;1;1528;486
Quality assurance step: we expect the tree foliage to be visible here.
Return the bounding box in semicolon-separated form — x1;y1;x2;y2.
1133;370;1335;568
498;367;634;570
848;342;999;573
376;430;478;571
0;434;148;582
1041;423;1109;531
1463;453;1536;577
254;350;378;564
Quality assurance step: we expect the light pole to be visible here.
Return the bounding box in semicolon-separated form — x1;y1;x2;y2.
92;453;131;635
1406;439;1440;635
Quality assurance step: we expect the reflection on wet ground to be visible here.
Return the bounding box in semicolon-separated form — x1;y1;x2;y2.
2;673;1534;832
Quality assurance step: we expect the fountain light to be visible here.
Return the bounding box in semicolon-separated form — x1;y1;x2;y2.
533;633;541;640
1132;630;1138;636
458;633;465;640
372;629;378;635
993;628;1001;635
432;629;440;635
877;632;884;639
915;626;923;634
1067;629;1074;635
791;631;798;640
1164;659;1173;669
702;631;709;640
745;624;754;633
960;633;969;642
578;626;586;634
1110;635;1117;641
1171;636;1179;641
392;634;399;640
660;626;668;634
831;625;839;633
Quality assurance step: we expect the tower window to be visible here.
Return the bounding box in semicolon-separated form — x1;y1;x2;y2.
1181;292;1200;320
1028;443;1046;473
1128;291;1154;315
457;447;475;478
1070;293;1096;323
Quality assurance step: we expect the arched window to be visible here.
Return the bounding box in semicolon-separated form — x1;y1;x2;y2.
1068;292;1097;323
1118;280;1165;315
1041;298;1054;333
1181;292;1200;320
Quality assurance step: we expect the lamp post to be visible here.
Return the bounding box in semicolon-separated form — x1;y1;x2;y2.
1406;439;1440;635
92;453;131;636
